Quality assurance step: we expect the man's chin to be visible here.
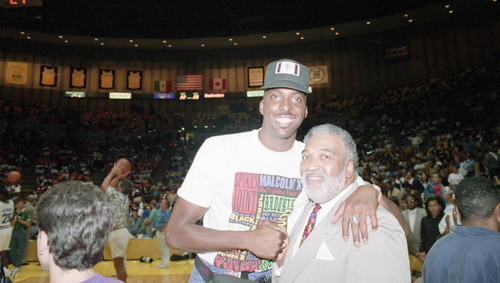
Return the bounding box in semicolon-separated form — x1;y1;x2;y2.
304;186;326;203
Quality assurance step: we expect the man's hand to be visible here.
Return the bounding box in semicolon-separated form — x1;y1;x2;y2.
416;251;427;262
331;185;379;247
275;226;289;267
248;221;287;260
111;162;129;179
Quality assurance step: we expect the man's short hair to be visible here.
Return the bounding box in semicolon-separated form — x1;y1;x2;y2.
303;123;359;173
454;177;500;221
119;178;134;195
35;181;113;270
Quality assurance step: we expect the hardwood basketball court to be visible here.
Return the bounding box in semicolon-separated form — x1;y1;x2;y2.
14;259;193;282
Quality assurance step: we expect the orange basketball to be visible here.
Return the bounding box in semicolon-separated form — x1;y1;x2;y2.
117;158;131;175
7;171;21;184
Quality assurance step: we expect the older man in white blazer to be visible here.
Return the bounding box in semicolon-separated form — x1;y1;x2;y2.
273;124;410;283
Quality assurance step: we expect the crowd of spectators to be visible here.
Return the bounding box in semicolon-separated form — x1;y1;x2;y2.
0;63;498;214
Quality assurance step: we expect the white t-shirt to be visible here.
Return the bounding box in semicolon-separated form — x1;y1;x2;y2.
178;129;304;273
0;200;14;229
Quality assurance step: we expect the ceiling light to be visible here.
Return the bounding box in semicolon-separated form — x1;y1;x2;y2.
26;36;31;40
408;19;414;23
162;40;167;44
445;4;450;8
168;44;172;48
296;32;300;35
330;27;335;31
20;31;25;35
201;44;205;47
228;38;233;41
134;44;139;47
233;42;238;46
335;32;340;35
300;37;304;40
448;10;453;14
100;42;104;46
366;21;371;25
64;40;68;43
94;38;99;41
404;14;409;18
262;35;267;39
58;35;63;39
129;40;134;43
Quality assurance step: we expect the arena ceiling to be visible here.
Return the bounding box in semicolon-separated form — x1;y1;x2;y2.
0;0;444;38
0;0;496;49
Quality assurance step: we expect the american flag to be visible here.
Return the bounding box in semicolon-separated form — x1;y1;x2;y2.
177;74;203;91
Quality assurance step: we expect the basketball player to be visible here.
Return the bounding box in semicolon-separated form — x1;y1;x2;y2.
0;184;14;278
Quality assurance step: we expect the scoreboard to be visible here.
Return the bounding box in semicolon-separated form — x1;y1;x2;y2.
0;0;43;8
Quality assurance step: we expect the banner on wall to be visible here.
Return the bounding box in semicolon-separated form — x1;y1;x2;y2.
70;68;87;88
154;80;172;92
247;67;264;87
309;65;329;85
209;78;227;91
177;74;203;91
99;69;115;89
385;43;410;61
127;70;142;90
40;65;58;87
5;61;28;85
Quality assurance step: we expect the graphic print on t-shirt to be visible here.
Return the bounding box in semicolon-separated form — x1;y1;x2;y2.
214;172;302;273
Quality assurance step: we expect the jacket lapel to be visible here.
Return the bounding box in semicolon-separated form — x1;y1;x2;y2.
281;183;358;281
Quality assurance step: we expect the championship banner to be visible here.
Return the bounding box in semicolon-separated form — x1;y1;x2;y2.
99;69;115;89
127;70;142;90
209;78;227;91
385;44;410;61
248;67;264;87
177;74;203;91
40;65;58;87
309;65;329;85
5;62;28;85
70;68;87;88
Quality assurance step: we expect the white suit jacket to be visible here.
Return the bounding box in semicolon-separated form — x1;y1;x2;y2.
274;180;411;283
402;207;427;255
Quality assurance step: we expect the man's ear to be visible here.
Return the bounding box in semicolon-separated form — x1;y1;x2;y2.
259;99;264;115
346;161;355;179
495;204;500;224
37;230;49;255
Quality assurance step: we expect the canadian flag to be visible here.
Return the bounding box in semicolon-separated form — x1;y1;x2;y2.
209;78;227;91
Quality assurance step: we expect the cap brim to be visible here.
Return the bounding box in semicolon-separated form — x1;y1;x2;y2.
261;80;311;94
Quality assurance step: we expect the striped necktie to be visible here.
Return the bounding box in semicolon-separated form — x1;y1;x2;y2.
300;203;321;245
